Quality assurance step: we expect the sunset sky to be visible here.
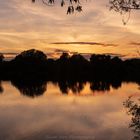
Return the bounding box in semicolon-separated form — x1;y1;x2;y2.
0;0;140;59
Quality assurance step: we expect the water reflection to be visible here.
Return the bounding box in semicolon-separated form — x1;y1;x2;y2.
0;81;140;140
1;80;138;97
11;80;47;98
58;81;86;94
90;80;122;92
124;97;140;140
10;80;124;97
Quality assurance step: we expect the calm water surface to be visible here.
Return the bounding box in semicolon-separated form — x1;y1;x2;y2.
0;81;140;140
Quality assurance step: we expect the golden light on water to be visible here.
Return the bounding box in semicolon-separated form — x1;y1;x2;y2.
0;81;140;140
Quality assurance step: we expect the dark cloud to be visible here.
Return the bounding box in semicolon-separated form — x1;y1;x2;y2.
130;42;140;46
80;53;126;60
2;49;126;61
51;42;118;47
3;53;18;55
54;49;70;53
102;53;126;58
2;52;18;61
46;48;126;60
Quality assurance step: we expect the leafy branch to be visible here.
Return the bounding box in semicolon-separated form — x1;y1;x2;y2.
32;0;82;14
32;0;140;24
109;0;140;24
123;96;140;140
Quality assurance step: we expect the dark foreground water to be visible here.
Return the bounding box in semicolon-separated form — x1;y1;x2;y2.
0;81;140;140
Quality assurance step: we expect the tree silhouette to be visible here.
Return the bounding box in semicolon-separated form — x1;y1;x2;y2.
123;96;140;140
13;49;47;64
59;52;70;61
9;49;48;78
0;53;4;63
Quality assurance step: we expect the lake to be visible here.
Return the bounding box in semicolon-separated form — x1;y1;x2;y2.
0;81;140;140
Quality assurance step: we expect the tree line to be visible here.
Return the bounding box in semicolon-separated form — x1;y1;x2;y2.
0;49;140;82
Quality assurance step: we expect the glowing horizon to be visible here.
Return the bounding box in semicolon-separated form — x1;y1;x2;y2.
0;0;140;59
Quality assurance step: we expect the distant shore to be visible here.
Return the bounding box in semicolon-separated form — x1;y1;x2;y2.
1;51;140;62
0;49;140;82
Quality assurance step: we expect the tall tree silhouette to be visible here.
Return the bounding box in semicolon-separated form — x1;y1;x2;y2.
0;53;4;63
